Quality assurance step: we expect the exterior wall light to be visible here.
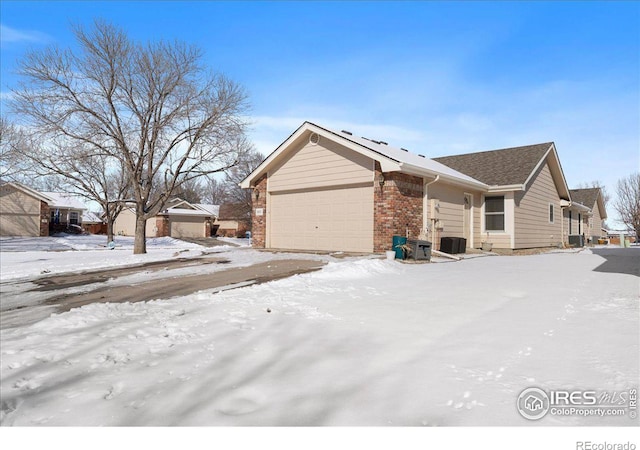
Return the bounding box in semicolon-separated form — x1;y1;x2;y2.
253;188;260;201
378;174;386;188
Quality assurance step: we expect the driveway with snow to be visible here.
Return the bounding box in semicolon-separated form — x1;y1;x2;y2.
0;236;638;426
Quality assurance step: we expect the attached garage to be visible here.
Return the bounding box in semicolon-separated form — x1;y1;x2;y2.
0;183;51;237
241;121;490;254
269;185;374;252
169;215;207;239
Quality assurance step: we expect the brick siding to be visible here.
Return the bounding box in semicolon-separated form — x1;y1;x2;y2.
40;201;50;236
250;175;267;248
373;162;423;252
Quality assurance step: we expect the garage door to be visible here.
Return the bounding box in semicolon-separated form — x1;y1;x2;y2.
269;185;373;252
169;216;205;238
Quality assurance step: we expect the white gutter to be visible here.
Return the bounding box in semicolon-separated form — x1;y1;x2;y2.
399;162;488;191
487;184;526;192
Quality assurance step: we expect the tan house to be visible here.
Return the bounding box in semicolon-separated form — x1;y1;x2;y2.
240;121;586;254
0;182;87;237
565;188;607;244
113;199;218;239
215;204;251;237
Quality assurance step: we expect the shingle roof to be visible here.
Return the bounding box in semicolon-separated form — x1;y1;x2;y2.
218;203;250;220
569;188;600;208
433;143;553;186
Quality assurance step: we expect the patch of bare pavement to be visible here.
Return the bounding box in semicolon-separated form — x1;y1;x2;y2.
0;259;325;329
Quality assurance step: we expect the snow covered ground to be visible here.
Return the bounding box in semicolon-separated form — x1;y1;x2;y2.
0;236;638;427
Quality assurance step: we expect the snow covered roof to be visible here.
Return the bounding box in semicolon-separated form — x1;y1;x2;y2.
240;121;489;190
195;204;220;216
82;211;104;224
41;192;88;210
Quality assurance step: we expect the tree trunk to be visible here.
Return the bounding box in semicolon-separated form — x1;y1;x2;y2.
134;210;147;254
106;217;115;243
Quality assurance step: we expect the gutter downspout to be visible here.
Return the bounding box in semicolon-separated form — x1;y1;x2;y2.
424;175;440;245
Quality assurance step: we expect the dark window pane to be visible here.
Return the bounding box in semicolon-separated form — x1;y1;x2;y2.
486;214;504;231
549;204;554;222
485;196;504;213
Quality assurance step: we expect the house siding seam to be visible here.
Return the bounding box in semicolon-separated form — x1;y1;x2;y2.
514;162;562;249
251;174;268;248
373;162;423;252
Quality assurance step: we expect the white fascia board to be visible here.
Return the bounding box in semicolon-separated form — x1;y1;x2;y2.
524;143;571;200
487;184;526;192
306;123;402;172
569;202;591;212
240;121;402;188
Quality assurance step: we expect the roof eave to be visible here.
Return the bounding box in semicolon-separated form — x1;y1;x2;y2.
487;184;526;192
240;121;403;188
398;163;488;190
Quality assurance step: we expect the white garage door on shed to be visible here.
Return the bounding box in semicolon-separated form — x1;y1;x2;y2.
269;185;373;253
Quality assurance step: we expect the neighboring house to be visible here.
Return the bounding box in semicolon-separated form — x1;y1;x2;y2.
0;182;87;237
81;211;107;234
240;121;583;253
566;188;607;243
40;191;88;234
215;204;251;237
606;230;637;245
113;198;218;239
432;143;571;250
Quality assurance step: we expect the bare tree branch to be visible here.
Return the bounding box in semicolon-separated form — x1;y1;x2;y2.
613;172;640;240
10;20;250;253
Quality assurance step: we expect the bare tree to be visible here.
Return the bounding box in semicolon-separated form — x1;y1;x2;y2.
11;20;249;253
0;117;33;183
613;172;640;240
170;177;203;204
222;143;263;223
202;177;230;206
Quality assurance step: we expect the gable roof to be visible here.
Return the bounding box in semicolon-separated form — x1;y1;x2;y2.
82;211;104;224
218;203;250;220
569;188;599;208
41;192;88;210
195;204;220;216
1;181;54;203
240;121;488;190
434;142;571;199
569;188;607;219
433;143;553;186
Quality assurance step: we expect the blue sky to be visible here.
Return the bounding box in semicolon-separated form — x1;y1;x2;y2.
1;1;638;225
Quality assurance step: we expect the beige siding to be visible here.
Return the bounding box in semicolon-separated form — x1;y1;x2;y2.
216;219;239;230
146;218;158;237
428;183;483;249
481;192;514;249
113;209;137;236
590;203;604;238
268;138;373;192
563;208;585;242
268;185;373;253
169;216;205;238
0;186;41;236
514;163;563;249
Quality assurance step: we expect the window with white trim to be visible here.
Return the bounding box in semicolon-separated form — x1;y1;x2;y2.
69;211;79;225
485;196;505;231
